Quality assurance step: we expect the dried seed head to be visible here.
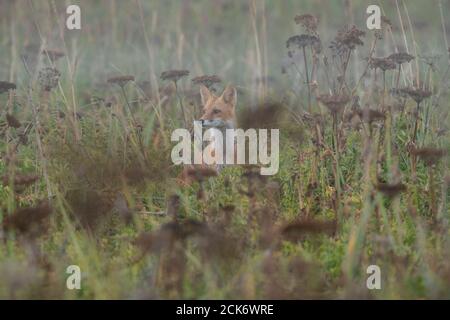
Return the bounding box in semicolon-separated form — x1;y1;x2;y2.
6;114;21;128
287;34;320;49
191;75;221;89
410;147;446;166
0;81;16;94
160;70;189;82
1;174;39;188
294;14;319;33
388;52;415;64
317;93;350;114
375;182;406;198
368;57;396;71
400;87;432;104
334;25;365;50
107;75;135;87
280;218;337;242
2;202;52;238
38;67;61;91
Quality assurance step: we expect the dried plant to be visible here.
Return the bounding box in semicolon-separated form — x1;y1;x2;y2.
388;52;415;65
2;202;52;239
107;75;135;87
0;81;16;94
1;174;39;188
401;87;432;104
161;69;190;126
410;147;446;166
160;69;189;82
280;218;337;242
286;34;321;111
317;93;350;114
107;75;140;133
37;67;61;91
375;182;406;198
191;75;221;89
330;25;365;92
388;52;415;88
294;14;319;34
367;57;396;101
401;87;432;145
368;57;397;72
332;25;365;51
287;34;321;51
6;114;21;128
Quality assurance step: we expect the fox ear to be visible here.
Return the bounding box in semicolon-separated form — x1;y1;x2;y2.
200;85;212;106
222;84;237;106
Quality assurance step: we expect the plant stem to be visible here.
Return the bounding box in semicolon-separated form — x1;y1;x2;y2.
410;101;421;180
174;81;188;127
121;85;147;159
302;46;311;113
382;70;386;110
412;101;420;144
429;166;436;219
121;86;138;127
339;50;352;93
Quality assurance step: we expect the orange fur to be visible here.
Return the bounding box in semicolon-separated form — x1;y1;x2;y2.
178;84;237;185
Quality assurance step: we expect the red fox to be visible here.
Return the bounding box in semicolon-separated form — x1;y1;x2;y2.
180;84;237;184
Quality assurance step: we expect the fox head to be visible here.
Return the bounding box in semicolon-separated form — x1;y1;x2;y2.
199;84;237;128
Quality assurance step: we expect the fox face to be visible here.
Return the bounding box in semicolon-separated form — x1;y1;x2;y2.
199;84;237;129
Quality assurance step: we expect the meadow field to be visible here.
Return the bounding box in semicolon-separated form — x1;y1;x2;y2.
0;0;449;299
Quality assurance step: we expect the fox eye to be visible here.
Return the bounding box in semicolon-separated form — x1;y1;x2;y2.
212;108;221;114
